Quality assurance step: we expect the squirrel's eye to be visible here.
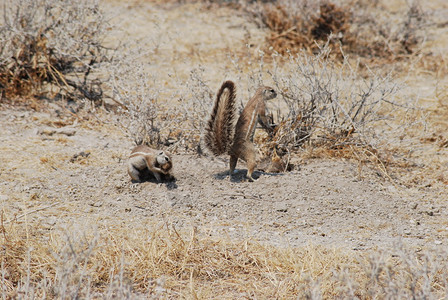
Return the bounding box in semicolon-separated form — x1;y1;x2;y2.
158;151;164;156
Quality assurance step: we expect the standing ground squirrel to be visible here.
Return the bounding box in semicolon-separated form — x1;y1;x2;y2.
128;145;173;182
204;80;277;181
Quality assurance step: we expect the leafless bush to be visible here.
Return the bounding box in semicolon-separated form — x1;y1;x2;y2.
108;49;210;151
349;0;428;58
109;54;164;147
0;0;112;105
175;68;216;152
110;60;218;151
265;43;411;157
181;43;415;164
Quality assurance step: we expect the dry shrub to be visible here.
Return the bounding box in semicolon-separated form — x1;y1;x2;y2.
260;1;349;55
0;0;112;106
249;0;427;60
259;43;412;159
1;216;447;298
109;57;164;147
108;49;210;151
109;52;217;151
174;68;216;152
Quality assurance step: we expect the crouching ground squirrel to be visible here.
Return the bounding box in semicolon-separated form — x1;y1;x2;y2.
204;80;277;181
128;145;173;182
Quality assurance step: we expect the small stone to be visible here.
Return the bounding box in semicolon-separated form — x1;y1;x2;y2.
275;203;288;212
90;201;103;207
46;216;57;226
56;127;76;136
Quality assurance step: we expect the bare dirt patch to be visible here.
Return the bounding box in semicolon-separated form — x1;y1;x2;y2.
1;107;447;251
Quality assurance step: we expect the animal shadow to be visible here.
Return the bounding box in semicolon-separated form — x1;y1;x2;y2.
132;169;177;189
213;169;263;182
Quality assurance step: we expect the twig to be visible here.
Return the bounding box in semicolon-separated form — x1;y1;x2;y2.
270;26;297;40
5;202;60;224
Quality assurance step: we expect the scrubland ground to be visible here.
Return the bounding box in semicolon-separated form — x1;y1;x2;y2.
1;0;448;298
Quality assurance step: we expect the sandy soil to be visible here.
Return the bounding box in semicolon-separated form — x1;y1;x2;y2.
1;107;447;252
1;0;448;254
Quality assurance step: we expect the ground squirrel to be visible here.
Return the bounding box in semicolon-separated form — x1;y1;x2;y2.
127;145;173;182
204;80;277;181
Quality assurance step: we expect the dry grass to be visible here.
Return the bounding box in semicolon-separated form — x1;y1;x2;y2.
2;214;447;299
237;0;430;63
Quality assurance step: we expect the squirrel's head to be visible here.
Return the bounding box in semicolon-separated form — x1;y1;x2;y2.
261;86;277;101
156;151;172;173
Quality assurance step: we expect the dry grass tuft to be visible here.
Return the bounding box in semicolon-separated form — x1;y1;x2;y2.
1;215;447;298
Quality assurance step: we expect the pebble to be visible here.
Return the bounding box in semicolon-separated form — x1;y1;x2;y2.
90;201;103;207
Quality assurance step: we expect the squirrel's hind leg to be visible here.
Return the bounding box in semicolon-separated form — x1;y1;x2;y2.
229;155;238;180
242;143;257;182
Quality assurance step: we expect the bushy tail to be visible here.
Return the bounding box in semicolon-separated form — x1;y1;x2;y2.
204;80;237;156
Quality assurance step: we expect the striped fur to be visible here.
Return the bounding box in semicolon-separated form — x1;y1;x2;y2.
204;80;277;181
128;145;172;182
204;81;237;156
